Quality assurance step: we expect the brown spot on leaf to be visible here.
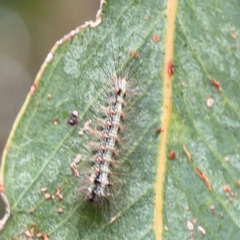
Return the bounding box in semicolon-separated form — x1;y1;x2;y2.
57;208;64;213
36;232;50;240
54;188;63;200
129;51;139;58
192;218;197;224
167;60;174;76
168;150;176;160
189;232;195;238
210;205;215;215
24;224;36;238
195;168;213;191
157;126;164;133
152;34;160;43
223;185;231;193
44;193;51;200
211;79;222;92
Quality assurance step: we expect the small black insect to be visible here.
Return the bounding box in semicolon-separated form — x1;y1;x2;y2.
67;111;79;126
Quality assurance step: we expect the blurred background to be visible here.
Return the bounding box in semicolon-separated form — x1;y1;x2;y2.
0;0;99;216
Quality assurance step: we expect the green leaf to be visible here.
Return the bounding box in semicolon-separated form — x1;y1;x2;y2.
1;0;240;239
